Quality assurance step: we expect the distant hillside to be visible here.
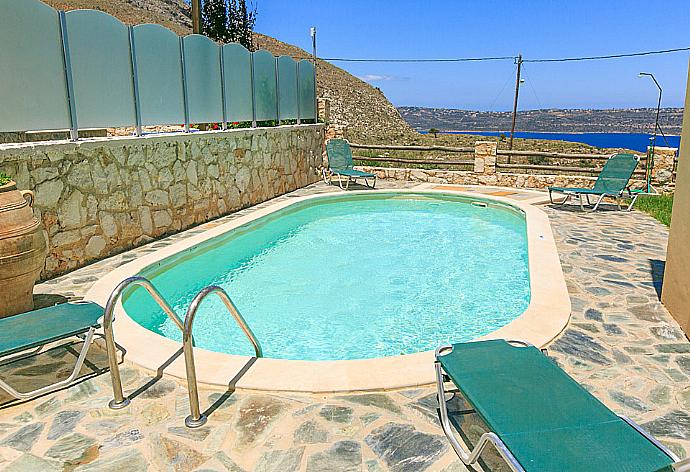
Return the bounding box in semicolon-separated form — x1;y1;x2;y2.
42;0;415;142
399;107;684;135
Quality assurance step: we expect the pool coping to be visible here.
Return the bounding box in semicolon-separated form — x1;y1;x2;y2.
86;189;571;393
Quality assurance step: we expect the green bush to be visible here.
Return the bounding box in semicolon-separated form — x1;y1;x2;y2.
0;172;11;186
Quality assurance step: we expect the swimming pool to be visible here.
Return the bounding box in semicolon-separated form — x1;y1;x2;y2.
122;192;530;361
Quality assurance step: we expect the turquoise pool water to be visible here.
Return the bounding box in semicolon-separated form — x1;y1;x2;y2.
123;193;530;361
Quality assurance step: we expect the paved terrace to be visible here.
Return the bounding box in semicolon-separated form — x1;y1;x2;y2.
0;181;688;471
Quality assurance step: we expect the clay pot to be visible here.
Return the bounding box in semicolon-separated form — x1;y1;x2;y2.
0;181;48;318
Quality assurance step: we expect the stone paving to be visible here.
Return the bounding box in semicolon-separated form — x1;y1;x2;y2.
0;181;688;471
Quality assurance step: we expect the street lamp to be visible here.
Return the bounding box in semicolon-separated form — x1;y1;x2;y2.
638;72;662;193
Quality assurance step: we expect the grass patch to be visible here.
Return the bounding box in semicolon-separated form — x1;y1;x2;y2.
635;194;674;226
0;172;11;186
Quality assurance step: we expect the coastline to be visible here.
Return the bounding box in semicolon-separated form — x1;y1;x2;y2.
418;129;682;137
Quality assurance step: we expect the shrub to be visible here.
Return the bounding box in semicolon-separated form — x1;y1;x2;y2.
0;172;11;186
635;194;674;227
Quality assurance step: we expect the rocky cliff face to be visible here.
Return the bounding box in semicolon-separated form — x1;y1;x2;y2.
42;0;414;142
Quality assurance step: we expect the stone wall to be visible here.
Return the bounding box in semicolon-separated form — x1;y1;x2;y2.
0;129;107;144
358;165;628;190
0;125;324;279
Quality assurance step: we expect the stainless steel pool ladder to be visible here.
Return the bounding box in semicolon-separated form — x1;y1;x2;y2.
183;285;262;428
103;276;263;428
103;276;183;410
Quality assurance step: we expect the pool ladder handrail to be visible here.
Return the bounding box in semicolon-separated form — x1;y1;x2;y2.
183;285;263;428
103;276;263;429
104;276;185;410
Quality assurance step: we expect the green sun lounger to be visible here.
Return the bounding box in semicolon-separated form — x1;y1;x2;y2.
0;302;104;400
435;340;689;471
324;138;377;189
548;153;640;211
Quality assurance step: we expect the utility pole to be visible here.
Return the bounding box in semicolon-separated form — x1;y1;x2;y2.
192;0;202;34
508;54;523;151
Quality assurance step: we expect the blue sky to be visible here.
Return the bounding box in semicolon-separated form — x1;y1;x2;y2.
254;0;690;111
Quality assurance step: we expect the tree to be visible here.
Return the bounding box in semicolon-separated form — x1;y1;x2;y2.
429;128;439;138
228;0;257;50
202;0;230;42
201;0;257;50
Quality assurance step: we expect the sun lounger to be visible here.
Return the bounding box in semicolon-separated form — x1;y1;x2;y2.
0;302;104;400
435;339;689;471
324;139;377;189
548;153;640;211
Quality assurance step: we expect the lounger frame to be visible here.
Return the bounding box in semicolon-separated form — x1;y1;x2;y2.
322;167;376;190
549;189;627;212
0;326;97;400
435;342;689;472
548;154;641;212
323;138;377;190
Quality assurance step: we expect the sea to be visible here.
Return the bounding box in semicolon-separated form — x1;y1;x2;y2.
425;131;681;153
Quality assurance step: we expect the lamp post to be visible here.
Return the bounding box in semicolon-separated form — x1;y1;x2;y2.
638;72;662;193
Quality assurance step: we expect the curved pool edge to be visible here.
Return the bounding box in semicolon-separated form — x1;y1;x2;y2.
86;188;571;393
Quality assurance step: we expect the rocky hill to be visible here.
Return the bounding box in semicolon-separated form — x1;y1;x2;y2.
42;0;415;142
44;0;193;34
252;35;416;143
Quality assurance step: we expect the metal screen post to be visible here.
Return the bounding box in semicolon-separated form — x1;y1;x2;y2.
128;26;143;136
311;27;317;123
180;37;191;132
250;53;257;128
296;61;301;125
58;11;79;141
219;47;228;131
274;57;280;124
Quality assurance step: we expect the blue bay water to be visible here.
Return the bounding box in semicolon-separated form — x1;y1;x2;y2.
428;131;680;153
123;194;530;361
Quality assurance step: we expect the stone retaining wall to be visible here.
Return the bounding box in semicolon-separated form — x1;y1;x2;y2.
0;124;324;279
357;165;614;189
357;141;675;190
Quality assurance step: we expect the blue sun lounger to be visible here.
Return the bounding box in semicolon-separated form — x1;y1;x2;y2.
324;138;377;190
435;340;690;471
0;302;105;400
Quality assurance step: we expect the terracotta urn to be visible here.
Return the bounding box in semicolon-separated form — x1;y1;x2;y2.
0;180;48;318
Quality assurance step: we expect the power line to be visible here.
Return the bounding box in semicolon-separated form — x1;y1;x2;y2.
488;65;517;110
318;56;515;63
520;64;544;109
306;46;690;64
522;46;690;63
